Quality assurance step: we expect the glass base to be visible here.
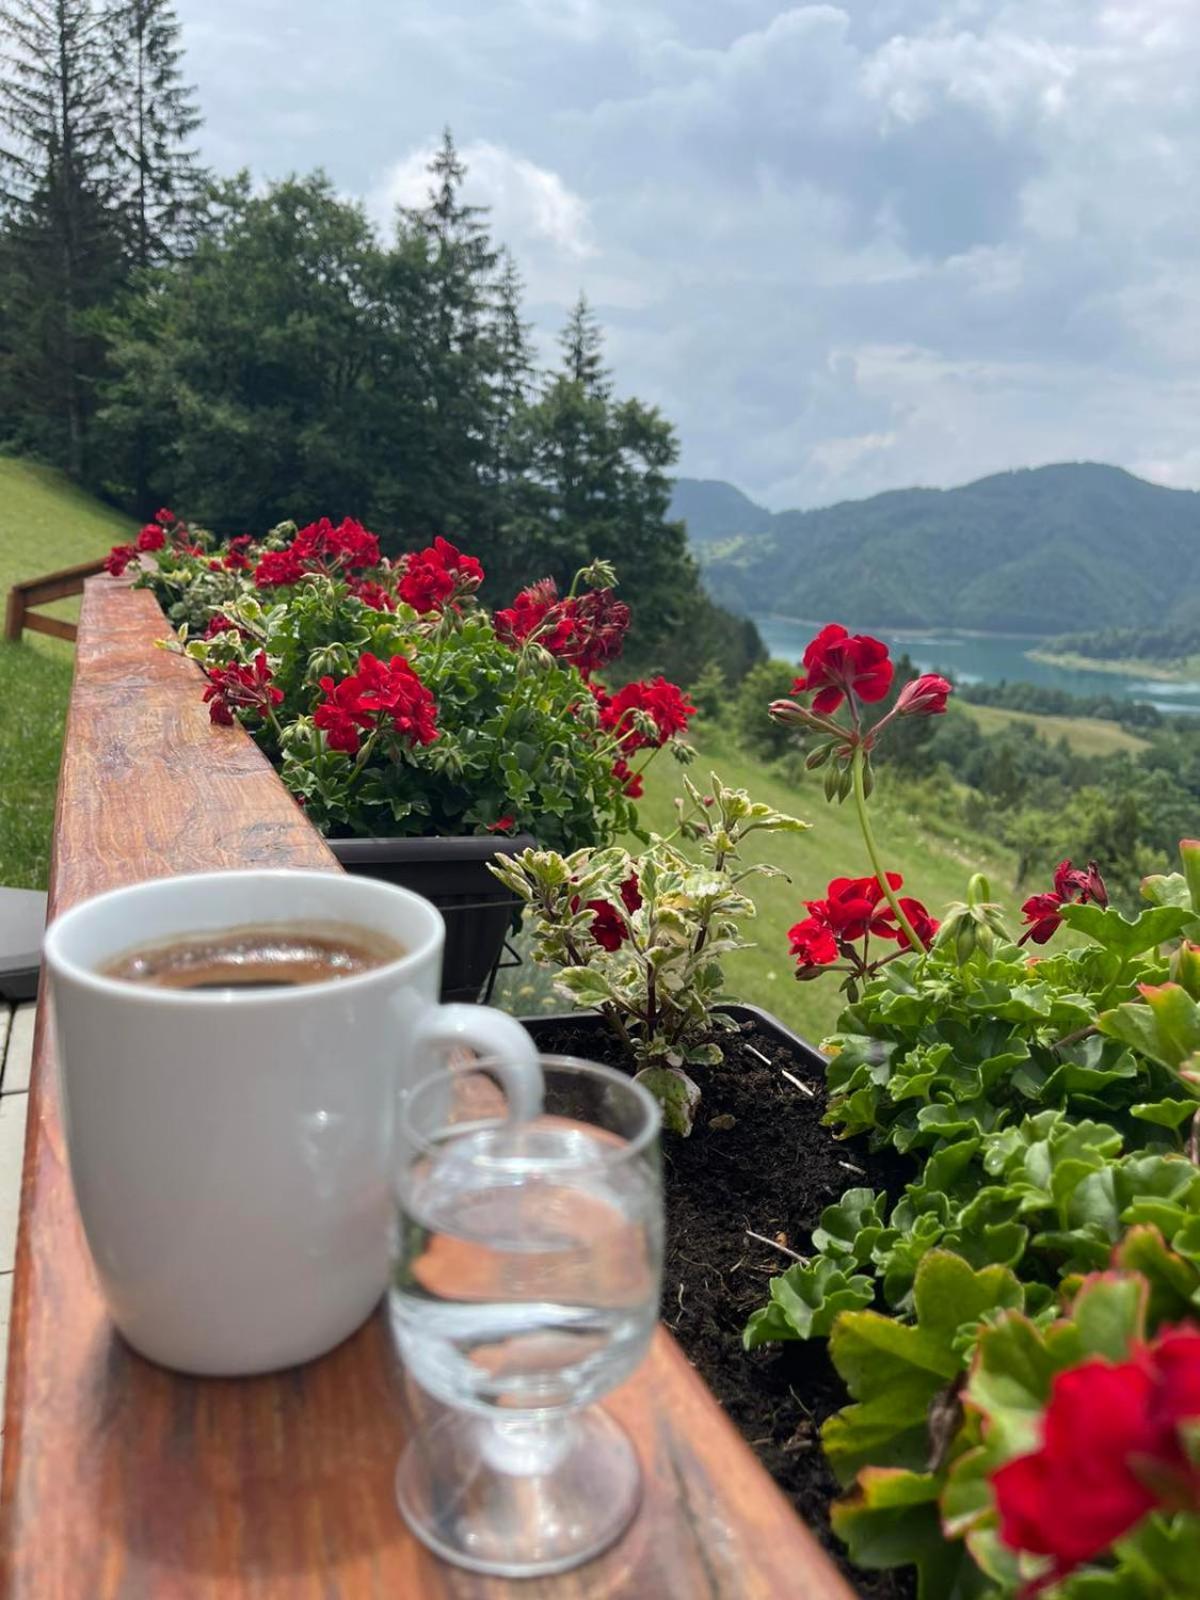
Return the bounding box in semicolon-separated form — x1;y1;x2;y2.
395;1404;642;1577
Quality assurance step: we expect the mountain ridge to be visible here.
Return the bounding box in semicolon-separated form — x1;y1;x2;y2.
670;462;1200;637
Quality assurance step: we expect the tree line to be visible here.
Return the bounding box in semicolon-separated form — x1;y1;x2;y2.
0;0;761;679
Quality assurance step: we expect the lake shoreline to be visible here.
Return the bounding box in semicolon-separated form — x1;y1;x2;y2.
751;614;1200;713
1028;648;1200;683
755;612;1047;644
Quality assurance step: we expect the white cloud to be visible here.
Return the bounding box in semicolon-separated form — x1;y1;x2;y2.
368;140;595;260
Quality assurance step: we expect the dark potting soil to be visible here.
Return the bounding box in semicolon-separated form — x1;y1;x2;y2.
534;1015;916;1600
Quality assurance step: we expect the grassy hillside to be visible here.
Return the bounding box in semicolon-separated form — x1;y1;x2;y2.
959;700;1149;758
676;463;1200;637
497;723;1017;1044
0;458;131;888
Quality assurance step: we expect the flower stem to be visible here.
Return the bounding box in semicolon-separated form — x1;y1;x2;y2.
851;744;926;956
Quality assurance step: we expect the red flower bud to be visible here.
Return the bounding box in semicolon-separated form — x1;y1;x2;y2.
769;698;820;728
894;673;952;717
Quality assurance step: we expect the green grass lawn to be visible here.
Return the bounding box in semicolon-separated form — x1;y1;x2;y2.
959;700;1149;758
495;723;1018;1044
0;457;131;887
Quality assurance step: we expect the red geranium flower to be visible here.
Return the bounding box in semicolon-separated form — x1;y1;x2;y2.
253;518;381;587
788;872;938;970
612;757;643;798
895;896;940;950
496;580;630;677
485;816;516;834
222;535;254;572
580;874;642;952
349;578;396;612
565;588;631;675
293;516;380;572
600;677;696;752
154;507;175;525
824;874;904;941
254;547;307;587
495;579;564;647
993;1325;1200;1590
103;544;137;576
894;673;952;717
202;652;283;727
311;683;363;754
1020;859;1108;945
793;624;894;714
313;653;438;756
398;538;483;613
137;524;166;552
788;916;839;968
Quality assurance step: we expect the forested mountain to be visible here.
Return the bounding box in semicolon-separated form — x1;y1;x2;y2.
672;463;1200;635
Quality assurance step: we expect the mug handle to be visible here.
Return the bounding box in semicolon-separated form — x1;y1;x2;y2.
413;1003;543;1122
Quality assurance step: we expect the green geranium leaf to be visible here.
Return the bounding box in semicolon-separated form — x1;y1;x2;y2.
812;1187;889;1264
1110;1225;1200;1327
1061;902;1192;958
1100;983;1200;1074
742;1256;874;1349
1141;870;1194;913
831;1469;989;1596
1131;1099;1199;1130
824;1252;1024;1486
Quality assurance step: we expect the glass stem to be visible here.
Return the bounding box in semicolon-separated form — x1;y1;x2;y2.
478;1412;575;1476
851;744;926;955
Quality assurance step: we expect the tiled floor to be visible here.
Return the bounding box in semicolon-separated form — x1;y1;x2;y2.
0;1001;34;1473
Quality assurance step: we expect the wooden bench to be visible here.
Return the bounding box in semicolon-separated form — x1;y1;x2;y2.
0;577;854;1598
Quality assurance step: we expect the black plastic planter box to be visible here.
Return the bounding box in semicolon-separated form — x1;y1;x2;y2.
521;1001;825;1071
330;831;535;1004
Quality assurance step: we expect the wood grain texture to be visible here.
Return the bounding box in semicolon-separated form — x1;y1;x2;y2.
0;578;855;1600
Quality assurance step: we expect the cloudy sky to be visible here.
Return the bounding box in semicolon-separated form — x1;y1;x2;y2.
181;1;1200;510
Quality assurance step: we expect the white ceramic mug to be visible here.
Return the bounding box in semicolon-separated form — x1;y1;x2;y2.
43;869;540;1377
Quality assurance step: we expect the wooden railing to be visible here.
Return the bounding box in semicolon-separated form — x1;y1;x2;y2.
4;557;109;644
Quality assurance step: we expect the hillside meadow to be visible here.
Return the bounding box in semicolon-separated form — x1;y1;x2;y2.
958;699;1149;758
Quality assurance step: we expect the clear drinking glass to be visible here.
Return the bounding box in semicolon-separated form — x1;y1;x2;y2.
389;1055;663;1577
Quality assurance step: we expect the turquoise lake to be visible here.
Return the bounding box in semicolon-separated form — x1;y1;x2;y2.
752;615;1200;716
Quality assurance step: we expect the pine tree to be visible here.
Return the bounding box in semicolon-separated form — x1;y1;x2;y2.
0;0;124;476
559;292;609;396
106;0;205;267
391;129;501;538
491;248;533;446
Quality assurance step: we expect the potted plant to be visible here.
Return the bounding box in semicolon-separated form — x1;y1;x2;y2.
104;510;696;1000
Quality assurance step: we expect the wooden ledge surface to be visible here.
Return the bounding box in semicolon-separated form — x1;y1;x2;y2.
0;578;854;1599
